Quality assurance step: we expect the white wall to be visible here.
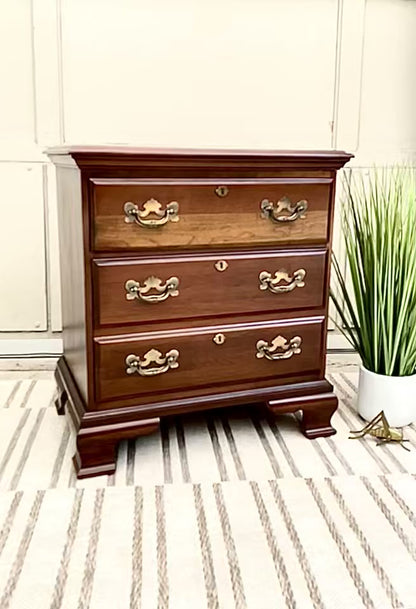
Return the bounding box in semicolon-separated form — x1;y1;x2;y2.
0;0;415;353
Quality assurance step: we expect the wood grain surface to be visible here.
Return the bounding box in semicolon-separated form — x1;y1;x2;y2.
48;146;352;478
93;248;328;327
94;315;325;403
92;179;332;250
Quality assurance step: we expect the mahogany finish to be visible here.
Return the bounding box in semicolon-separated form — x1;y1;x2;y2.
49;146;352;478
94;315;325;403
92;178;331;250
93;248;327;327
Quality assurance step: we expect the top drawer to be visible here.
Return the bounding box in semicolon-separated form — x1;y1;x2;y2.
91;178;333;251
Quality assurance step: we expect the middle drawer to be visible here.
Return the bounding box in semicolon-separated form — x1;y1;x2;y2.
93;249;327;327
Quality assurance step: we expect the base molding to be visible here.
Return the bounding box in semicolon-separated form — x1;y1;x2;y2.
55;356;339;479
0;337;63;357
54;356;84;427
75;418;160;478
267;390;338;439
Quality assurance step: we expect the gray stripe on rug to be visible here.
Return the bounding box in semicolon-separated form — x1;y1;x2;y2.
175;419;191;483
130;486;143;609
193;484;220;609
206;416;228;482
156;485;169;609
325;437;355;475
266;416;301;477
251;417;283;479
4;381;22;409
250;481;296;609
379;476;416;528
310;439;338;476
221;417;246;480
77;488;105;609
213;482;247;609
361;476;416;560
0;490;45;609
306;479;376;609
50;425;71;489
269;479;324;609
0;411;30;483
0;492;23;558
19;380;37;409
339;373;358;393
49;489;84;609
9;409;47;491
326;478;403;608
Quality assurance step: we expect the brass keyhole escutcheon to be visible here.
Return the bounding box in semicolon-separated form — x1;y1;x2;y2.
213;333;226;345
214;260;228;272
215;185;229;198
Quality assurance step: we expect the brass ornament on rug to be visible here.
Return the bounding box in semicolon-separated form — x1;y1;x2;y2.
349;410;410;451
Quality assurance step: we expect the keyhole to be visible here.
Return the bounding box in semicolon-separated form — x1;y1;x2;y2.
214;260;228;272
215;186;229;197
213;333;226;345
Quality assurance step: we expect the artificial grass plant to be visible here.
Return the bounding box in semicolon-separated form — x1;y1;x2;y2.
330;167;416;376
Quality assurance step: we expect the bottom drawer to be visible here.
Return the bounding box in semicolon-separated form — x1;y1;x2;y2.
94;315;325;404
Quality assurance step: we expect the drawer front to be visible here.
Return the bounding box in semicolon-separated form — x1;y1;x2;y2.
93;249;327;327
94;316;325;403
92;179;332;250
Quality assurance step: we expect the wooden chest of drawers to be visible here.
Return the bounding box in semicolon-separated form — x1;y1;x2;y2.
48;147;352;478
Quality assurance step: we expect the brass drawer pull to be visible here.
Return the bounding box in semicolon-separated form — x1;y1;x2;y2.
125;348;179;376
260;196;308;223
124;198;179;228
125;276;179;303
256;335;302;361
259;269;306;294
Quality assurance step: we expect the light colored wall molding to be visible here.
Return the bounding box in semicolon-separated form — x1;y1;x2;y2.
350;0;416;165
332;0;367;154
32;0;62;147
0;337;62;357
45;164;63;331
0;164;48;331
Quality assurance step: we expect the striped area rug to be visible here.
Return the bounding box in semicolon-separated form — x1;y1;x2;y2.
0;369;416;608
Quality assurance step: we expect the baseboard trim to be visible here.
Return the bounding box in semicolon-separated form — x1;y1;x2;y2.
0;337;63;357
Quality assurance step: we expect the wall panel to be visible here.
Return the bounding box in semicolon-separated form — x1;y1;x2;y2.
0;164;47;331
357;0;416;162
61;0;337;149
0;0;35;147
1;0;416;352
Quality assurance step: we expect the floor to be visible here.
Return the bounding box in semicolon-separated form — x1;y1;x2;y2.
0;367;415;608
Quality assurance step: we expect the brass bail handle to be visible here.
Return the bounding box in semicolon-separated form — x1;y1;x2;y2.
125;348;179;377
256;335;302;361
260;196;308;223
125;276;179;304
259;269;306;294
124;198;179;228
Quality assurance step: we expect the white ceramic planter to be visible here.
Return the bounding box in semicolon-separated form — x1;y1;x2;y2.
357;365;416;427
